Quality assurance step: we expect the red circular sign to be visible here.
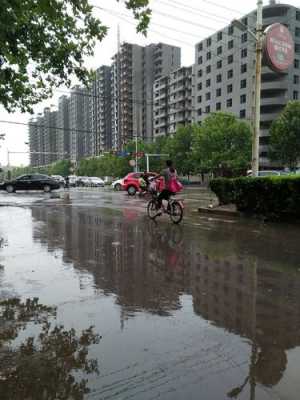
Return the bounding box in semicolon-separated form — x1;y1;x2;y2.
264;23;294;73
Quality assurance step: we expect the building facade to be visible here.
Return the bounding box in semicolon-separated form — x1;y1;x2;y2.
153;65;195;138
111;42;181;149
90;66;112;155
194;2;300;167
57;95;70;160
69;86;92;162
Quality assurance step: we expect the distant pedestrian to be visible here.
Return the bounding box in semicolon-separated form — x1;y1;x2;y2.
65;175;69;189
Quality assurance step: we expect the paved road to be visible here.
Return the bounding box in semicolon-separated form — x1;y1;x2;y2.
1;188;300;400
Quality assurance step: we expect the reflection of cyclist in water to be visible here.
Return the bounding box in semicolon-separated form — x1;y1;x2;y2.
147;221;184;272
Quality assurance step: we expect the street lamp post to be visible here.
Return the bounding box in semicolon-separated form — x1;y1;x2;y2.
232;0;263;177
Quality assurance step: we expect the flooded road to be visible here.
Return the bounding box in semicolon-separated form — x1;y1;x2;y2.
1;189;300;399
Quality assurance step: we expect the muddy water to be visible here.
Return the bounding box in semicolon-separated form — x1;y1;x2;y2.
1;202;300;399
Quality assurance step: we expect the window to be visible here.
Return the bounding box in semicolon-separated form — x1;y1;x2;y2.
241;48;248;58
241;32;248;43
241;64;247;73
198;108;202;116
206;79;211;87
205;105;210;113
240;109;246;119
206;65;211;74
294;75;299;84
216;102;221;110
198;43;203;51
198;56;203;65
216;88;222;97
227;98;232;107
197;82;202;90
206;92;211;100
207;51;211;60
228;40;234;50
228;54;234;64
293;91;299;100
296;27;300;37
242;17;248;26
197;95;202;103
240;94;246;103
228;25;234;35
297;10;300;21
198;69;203;77
227;84;233;94
207;37;212;47
217;31;223;41
295;44;300;54
240;79;247;89
295;59;300;69
227;69;233;79
217;46;222;55
216;74;222;83
217;60;222;69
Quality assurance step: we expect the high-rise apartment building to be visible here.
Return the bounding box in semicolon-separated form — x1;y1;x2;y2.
69;86;91;162
111;42;181;149
57;95;70;160
90;66;112;155
153;65;195;138
194;2;300;167
43;107;58;165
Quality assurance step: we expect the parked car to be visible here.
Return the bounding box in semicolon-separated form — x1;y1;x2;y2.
122;172;159;196
68;175;78;187
76;176;90;187
0;174;60;193
247;170;281;177
89;177;105;187
111;178;123;191
51;175;65;187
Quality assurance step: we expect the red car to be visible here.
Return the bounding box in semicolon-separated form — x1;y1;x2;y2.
122;172;159;196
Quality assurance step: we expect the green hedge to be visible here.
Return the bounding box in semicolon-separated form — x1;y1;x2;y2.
209;178;236;205
210;176;300;219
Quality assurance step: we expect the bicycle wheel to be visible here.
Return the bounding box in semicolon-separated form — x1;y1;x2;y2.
147;199;159;220
169;200;183;224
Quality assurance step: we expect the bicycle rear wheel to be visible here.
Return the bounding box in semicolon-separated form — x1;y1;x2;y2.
169;200;183;224
147;199;159;219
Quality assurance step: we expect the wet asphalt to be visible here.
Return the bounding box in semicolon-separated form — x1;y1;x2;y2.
1;187;300;400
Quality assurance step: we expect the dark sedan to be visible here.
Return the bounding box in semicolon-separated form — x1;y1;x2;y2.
1;174;61;193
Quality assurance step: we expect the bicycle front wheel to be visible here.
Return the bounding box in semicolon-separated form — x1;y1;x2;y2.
169;200;183;224
147;199;159;220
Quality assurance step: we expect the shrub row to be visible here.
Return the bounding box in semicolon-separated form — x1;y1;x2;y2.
210;176;300;220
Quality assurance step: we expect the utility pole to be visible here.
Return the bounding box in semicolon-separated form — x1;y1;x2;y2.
135;135;138;173
252;0;263;177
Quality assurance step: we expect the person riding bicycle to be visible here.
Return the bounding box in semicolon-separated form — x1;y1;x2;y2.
156;160;179;209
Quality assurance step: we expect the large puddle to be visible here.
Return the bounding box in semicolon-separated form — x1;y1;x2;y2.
1;204;300;399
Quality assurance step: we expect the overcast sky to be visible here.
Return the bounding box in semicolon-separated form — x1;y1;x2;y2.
0;0;299;166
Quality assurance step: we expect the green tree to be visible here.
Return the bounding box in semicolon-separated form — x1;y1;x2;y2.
192;112;252;176
163;125;195;176
269;101;300;170
49;160;72;177
0;0;151;112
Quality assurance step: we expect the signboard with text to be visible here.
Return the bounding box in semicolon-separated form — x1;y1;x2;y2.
263;23;294;73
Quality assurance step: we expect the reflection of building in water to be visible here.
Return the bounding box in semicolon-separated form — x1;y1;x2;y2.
190;251;300;388
31;207;189;318
32;206;300;390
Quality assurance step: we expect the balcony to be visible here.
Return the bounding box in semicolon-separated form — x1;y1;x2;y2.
261;95;287;107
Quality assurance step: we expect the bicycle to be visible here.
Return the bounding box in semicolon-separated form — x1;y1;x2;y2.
147;191;184;224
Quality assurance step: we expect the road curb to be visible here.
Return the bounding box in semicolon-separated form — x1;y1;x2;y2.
198;207;240;217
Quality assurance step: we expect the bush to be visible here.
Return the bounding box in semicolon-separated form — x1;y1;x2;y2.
210;176;300;220
209;178;236;205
